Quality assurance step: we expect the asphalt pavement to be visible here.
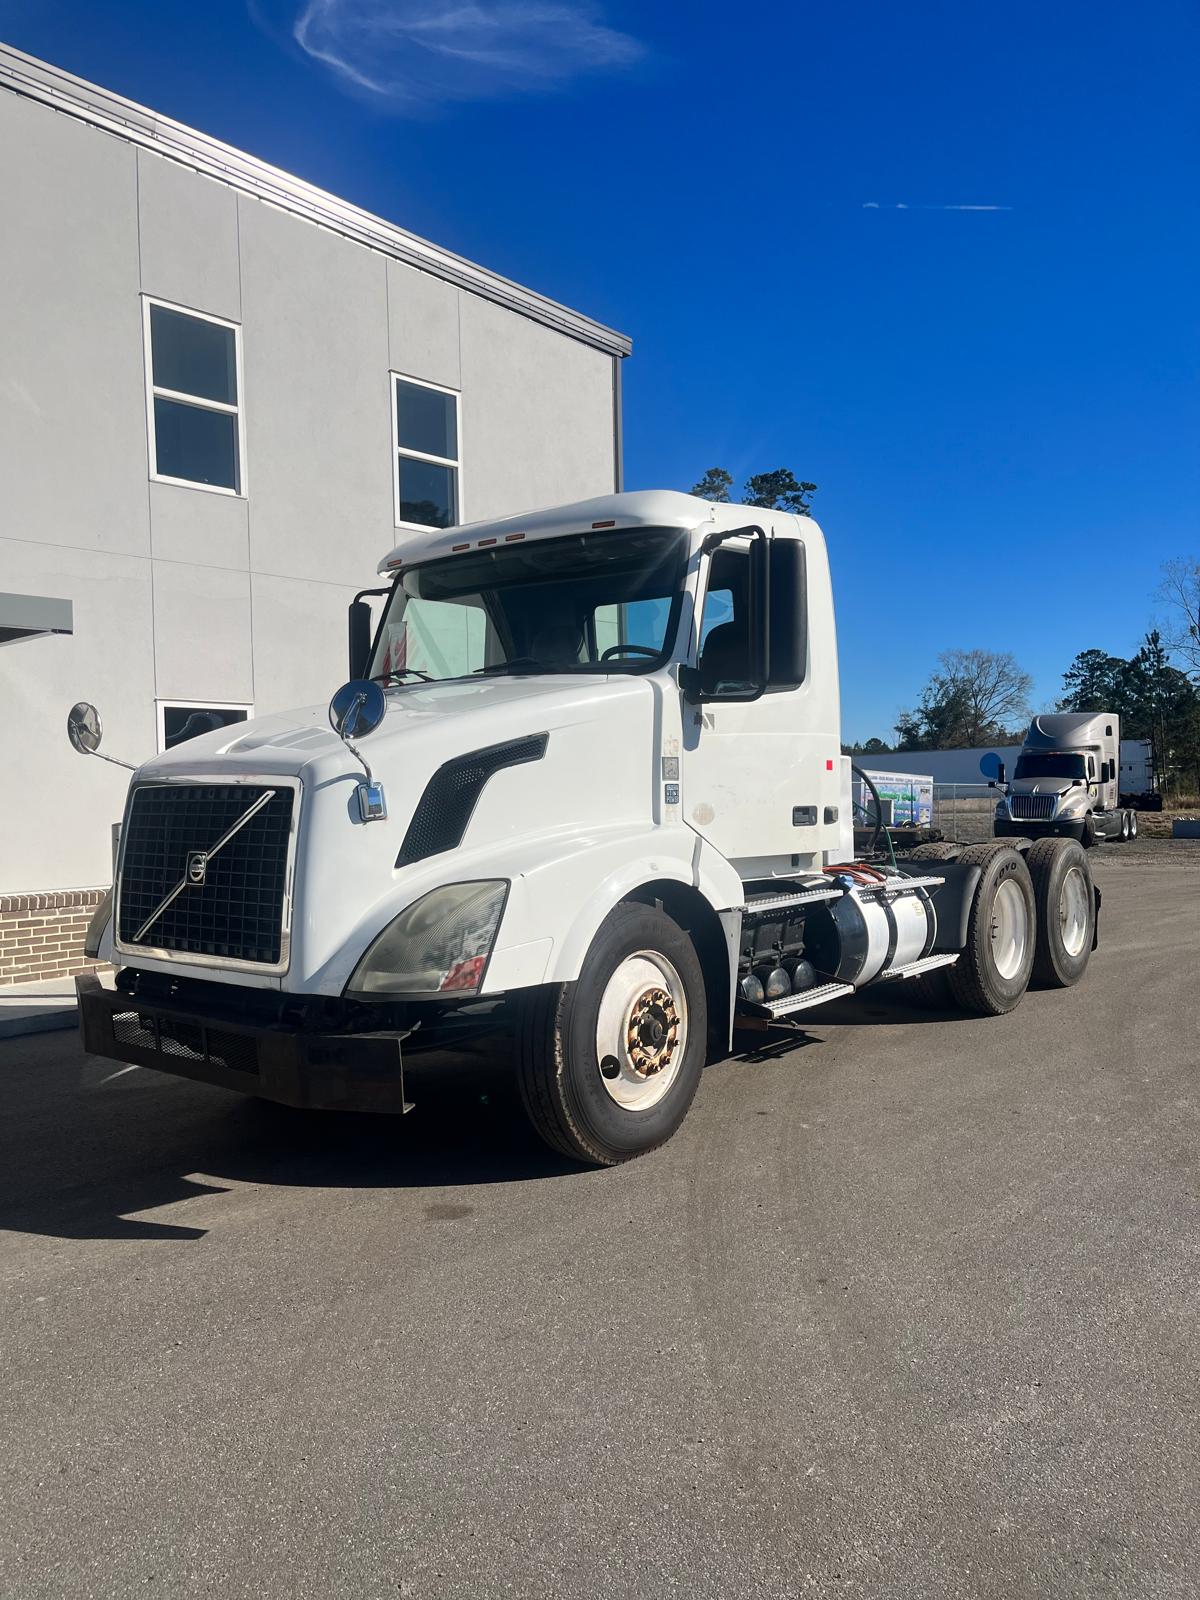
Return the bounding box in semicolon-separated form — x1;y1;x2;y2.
2;848;1198;1599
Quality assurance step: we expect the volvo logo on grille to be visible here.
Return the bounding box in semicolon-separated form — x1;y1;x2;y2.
187;850;209;885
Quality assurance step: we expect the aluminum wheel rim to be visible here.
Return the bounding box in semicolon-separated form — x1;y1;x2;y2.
990;877;1029;981
1060;865;1089;958
595;950;688;1112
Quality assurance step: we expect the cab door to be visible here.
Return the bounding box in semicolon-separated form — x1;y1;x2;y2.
679;535;840;875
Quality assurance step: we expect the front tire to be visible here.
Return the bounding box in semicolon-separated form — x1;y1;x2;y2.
1128;809;1138;840
515;902;708;1166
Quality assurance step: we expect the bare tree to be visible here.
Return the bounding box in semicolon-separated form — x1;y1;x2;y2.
896;648;1033;749
939;648;1034;744
1159;559;1200;677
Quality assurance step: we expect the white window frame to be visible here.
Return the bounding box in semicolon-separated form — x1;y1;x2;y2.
156;699;254;754
391;371;463;531
142;296;248;498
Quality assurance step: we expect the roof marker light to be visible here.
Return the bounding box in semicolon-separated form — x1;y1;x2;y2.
451;543;470;552
592;519;617;529
478;538;497;547
504;533;525;542
387;558;403;568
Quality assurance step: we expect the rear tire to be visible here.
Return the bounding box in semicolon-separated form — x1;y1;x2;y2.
907;842;961;862
1025;837;1094;988
514;902;707;1166
946;843;1036;1016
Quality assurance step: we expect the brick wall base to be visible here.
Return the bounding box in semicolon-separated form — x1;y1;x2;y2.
0;889;110;987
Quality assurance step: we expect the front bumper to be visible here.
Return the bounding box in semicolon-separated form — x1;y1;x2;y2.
994;816;1086;842
76;972;411;1113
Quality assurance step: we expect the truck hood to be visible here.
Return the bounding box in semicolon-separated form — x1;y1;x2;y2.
141;674;643;784
1008;779;1075;798
122;671;665;992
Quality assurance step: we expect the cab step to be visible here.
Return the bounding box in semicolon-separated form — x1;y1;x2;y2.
875;952;959;982
860;874;946;895
762;981;856;1017
736;886;842;914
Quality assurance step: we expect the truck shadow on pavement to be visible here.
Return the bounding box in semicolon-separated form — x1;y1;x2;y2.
0;1030;587;1245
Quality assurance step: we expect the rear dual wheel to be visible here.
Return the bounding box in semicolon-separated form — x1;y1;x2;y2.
1025;837;1095;987
945;843;1036;1015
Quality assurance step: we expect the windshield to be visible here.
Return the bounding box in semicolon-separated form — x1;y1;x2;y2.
1013;752;1087;781
368;527;688;682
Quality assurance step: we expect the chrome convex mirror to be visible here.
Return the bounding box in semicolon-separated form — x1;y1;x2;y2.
329;679;388;822
66;702;135;770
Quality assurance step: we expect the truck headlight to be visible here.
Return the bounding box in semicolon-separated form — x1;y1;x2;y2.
346;881;508;998
994;801;1007;818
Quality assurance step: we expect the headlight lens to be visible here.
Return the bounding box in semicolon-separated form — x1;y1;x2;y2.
84;888;113;959
994;801;1007;817
346;881;508;998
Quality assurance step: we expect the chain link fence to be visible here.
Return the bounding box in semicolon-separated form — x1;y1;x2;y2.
931;783;996;844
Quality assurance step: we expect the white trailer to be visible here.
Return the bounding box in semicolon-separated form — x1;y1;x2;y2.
71;492;1101;1165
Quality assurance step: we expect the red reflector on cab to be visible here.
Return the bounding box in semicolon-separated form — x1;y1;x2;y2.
826;759;834;771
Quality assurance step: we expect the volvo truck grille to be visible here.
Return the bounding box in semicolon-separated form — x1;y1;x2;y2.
1010;794;1057;820
117;783;295;966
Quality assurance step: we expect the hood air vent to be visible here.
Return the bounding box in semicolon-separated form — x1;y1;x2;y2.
396;733;549;868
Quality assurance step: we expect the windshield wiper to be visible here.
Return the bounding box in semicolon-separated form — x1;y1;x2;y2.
371;667;433;684
473;658;552;675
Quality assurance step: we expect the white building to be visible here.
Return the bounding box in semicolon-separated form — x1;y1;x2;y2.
0;44;629;983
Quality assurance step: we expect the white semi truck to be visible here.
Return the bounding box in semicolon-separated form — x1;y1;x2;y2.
72;492;1100;1165
992;712;1138;846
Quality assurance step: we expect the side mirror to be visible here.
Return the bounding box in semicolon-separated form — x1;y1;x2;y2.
329;679;387;741
66;702;136;770
348;600;374;680
979;751;1004;782
67;701;103;755
686;525;770;705
329;679;388;822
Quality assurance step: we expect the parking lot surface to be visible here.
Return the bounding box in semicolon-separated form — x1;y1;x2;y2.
2;848;1198;1599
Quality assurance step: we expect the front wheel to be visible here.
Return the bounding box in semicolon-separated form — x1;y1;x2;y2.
1127;809;1138;840
515;902;708;1166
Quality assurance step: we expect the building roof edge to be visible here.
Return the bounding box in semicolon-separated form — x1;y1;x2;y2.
0;41;633;359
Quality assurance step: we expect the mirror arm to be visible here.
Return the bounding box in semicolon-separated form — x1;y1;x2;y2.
333;694;376;786
90;750;137;772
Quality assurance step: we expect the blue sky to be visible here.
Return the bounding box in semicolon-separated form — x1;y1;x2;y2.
3;0;1197;739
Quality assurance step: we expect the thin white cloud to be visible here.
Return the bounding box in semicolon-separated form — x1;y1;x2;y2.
862;202;1012;211
282;0;644;108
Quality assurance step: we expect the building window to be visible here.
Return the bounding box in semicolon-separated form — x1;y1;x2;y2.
392;374;460;529
143;298;245;494
157;701;251;752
